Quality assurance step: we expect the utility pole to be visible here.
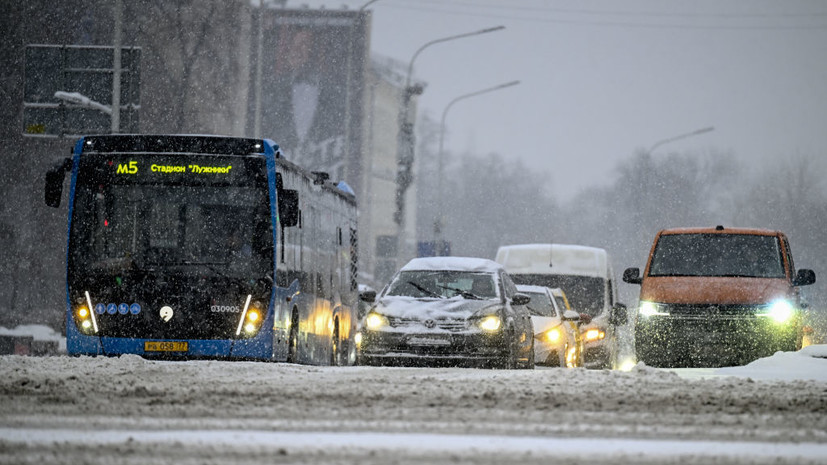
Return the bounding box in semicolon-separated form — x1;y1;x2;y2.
111;0;122;133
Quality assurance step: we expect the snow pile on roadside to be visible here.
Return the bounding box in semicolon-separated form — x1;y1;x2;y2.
716;344;827;382
0;324;66;354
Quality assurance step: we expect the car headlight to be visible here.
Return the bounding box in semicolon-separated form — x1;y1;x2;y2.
478;315;502;332
545;328;562;343
365;312;389;330
639;300;669;318
758;299;794;324
583;328;605;343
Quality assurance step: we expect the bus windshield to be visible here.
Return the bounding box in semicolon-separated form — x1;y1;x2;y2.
69;153;273;280
649;234;785;278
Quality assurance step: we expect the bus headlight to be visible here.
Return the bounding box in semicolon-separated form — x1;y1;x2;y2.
237;296;266;337
758;299;794;324
74;291;99;335
365;312;389;330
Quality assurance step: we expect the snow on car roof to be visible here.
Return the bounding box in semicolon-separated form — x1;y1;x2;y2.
495;243;609;278
400;256;503;273
515;284;551;294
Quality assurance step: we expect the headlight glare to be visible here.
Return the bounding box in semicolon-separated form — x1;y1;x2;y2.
760;299;794;324
479;315;502;332
583;329;605;342
546;328;561;343
639;301;669;318
365;313;389;330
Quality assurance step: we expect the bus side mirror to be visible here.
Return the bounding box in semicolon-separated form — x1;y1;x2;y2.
622;267;642;285
278;189;300;228
793;269;816;287
45;157;72;208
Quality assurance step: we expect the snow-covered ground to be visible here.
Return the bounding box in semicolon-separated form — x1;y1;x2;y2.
1;346;826;464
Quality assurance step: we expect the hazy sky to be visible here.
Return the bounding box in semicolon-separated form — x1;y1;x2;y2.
288;0;827;200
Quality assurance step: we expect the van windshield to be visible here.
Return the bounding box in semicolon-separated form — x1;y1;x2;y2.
649;233;785;278
510;274;604;317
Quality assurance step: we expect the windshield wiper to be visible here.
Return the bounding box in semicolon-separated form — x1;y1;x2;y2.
407;281;443;299
437;284;482;300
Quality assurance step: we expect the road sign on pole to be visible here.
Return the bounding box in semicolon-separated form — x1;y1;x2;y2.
22;44;141;138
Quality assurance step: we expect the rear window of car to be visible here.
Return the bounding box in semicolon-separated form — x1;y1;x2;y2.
649;233;785;278
523;291;557;317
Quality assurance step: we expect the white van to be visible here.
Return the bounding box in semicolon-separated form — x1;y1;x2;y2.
495;243;630;369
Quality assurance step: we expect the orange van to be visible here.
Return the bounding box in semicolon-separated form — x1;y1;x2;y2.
622;226;815;367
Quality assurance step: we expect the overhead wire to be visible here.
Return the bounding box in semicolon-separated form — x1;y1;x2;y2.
369;0;827;31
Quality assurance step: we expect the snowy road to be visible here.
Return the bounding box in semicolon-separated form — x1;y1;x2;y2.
1;349;826;464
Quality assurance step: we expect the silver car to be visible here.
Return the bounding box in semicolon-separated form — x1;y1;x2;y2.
357;257;534;369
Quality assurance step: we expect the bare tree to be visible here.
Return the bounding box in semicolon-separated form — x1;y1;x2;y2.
129;0;251;134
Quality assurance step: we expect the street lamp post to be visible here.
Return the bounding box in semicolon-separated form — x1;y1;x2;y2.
392;25;505;262
647;126;715;156
433;80;520;253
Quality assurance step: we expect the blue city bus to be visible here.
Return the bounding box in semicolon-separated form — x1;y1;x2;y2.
45;134;359;364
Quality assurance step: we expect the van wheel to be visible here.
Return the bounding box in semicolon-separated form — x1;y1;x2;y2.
330;317;340;366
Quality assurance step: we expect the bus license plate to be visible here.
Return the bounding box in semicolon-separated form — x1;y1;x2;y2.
144;341;188;352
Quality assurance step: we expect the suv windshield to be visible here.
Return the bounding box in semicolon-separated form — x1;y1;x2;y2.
386;270;499;300
649;233;785;278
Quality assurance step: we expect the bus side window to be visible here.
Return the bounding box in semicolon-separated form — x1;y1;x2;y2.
278;189;300;228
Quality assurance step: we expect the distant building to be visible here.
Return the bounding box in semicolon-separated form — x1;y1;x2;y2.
360;54;421;287
0;1;421;326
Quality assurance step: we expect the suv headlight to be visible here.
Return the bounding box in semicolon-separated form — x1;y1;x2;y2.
639;300;669;318
757;299;794;324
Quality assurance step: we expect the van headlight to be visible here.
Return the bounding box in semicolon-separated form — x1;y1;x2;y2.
583;328;605;342
639;301;669;318
757;299;794;324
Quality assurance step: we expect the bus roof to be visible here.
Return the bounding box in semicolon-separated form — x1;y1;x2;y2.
77;134;277;156
658;226;782;237
495;243;609;278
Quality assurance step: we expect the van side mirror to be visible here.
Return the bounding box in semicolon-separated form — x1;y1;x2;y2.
622;267;642;285
609;303;628;326
45;157;72;208
511;293;530;306
278;189;300;227
793;269;816;287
